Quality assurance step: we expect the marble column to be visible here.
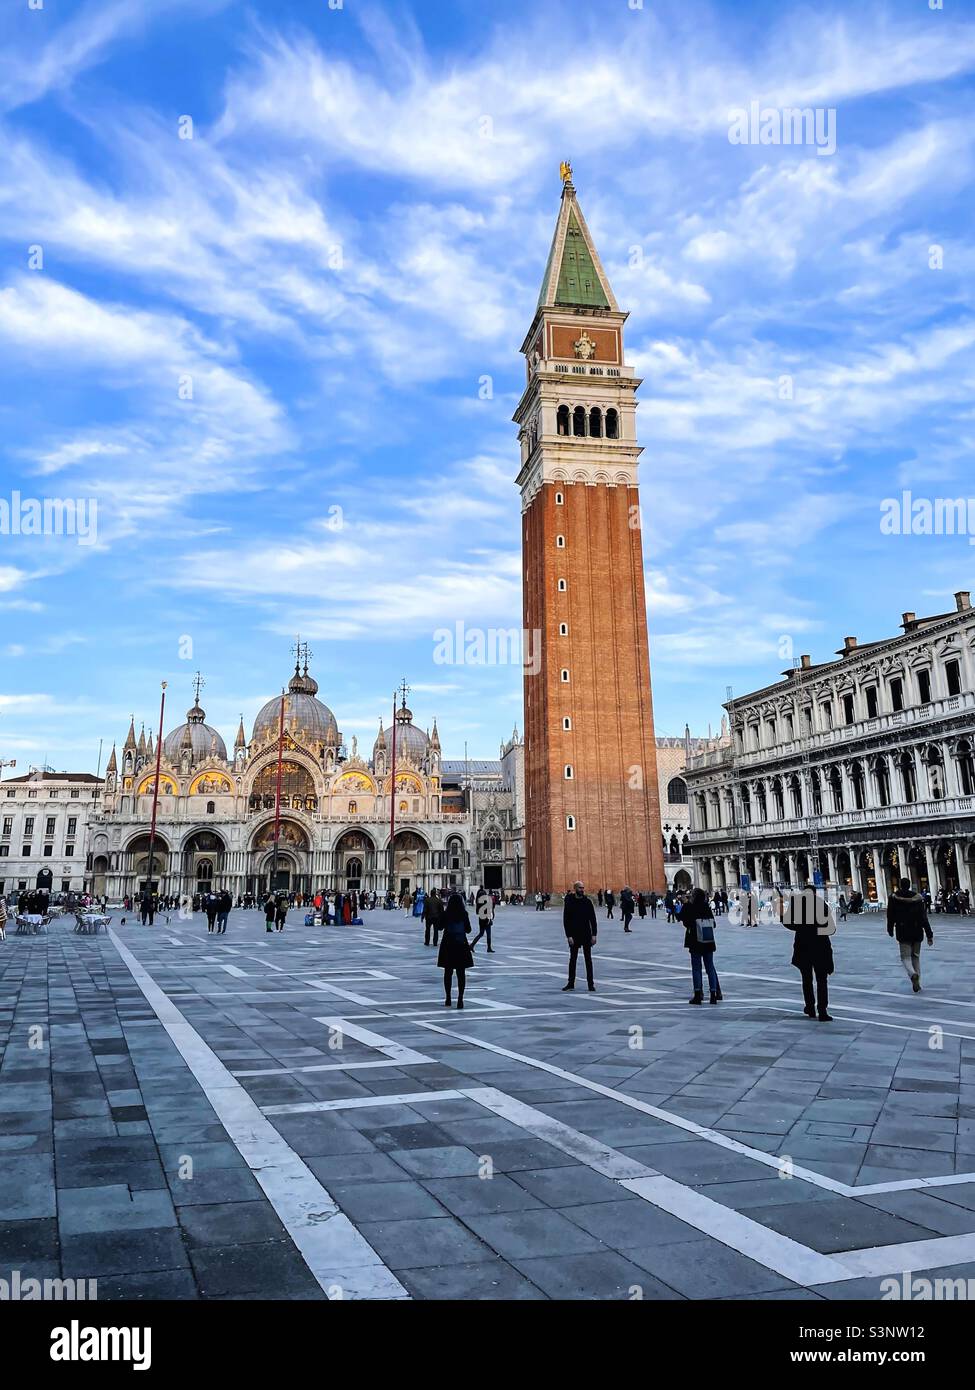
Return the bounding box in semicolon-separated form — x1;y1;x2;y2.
849;848;863;895
923;842;938;894
954;839;972;897
826;848;837;887
871;844;888;904
787;851;797;887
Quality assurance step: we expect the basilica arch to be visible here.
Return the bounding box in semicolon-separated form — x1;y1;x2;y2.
247;753;321;815
181;829;228;895
123;832;171;895
249;817;312;896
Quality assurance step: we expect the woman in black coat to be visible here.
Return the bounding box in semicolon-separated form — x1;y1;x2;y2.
682;886;722;1005
437;891;474;1008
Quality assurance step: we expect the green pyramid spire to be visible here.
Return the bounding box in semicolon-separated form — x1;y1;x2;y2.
536;175;616;311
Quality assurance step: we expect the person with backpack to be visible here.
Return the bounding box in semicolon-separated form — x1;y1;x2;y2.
205;891;219;933
438;891;474;1008
682;886;722;1005
887;877;934;993
620;886;636;933
472;885;495;953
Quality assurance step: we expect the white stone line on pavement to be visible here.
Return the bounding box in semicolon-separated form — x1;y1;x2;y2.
459;1085;848;1285
415;1017;851;1196
825;1232;975;1280
462;1085;975;1287
233;1058;438;1078
312;1016;436;1067
263;1090;466;1116
419;1016;975;1200
303;980;379;1006
107;928;409;1301
754;1001;975;1043
621;1175;851;1286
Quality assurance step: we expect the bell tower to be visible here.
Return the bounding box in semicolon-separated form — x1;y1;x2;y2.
514;166;665;894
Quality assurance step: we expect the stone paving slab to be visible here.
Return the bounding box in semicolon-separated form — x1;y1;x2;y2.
3;904;975;1299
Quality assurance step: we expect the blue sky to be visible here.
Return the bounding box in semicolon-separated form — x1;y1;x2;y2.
1;0;974;772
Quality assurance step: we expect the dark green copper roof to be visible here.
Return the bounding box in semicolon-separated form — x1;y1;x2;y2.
553;210;610;308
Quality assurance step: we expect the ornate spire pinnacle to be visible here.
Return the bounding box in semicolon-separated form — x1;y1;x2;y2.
137;724;147;757
536;170;617;311
375;717;386;749
235;715;246;749
187;672;206;723
430;718;440;750
124;717;136;752
106;744;118;773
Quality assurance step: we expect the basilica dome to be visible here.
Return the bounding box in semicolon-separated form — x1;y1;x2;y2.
163;702;228;762
377;704;429;765
252;664;339;748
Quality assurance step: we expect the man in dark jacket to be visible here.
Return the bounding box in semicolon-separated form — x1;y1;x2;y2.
782;887;835;1020
216;888;233;934
423;888;444;947
887;878;933;993
620;886;635;933
139;888;155;926
562;882;597;992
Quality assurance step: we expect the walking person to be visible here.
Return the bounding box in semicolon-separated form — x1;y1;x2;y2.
838;891;848;922
649;890;659;919
0;894;6;942
438;890;473;1009
274;892;288;932
216;887;232;934
471;885;495;953
682;887;722;1004
637;891;647;921
263;894;275;932
605;888;616;920
205;892;219;933
887;878;934;993
664;890;676;923
782;886;835;1021
422;888;443;947
562;881;597;992
620;886;635;933
139;887;155;927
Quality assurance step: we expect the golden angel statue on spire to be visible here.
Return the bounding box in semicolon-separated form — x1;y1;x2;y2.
560;160;572;183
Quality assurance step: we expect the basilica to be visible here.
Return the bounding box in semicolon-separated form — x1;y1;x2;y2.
89;656;525;903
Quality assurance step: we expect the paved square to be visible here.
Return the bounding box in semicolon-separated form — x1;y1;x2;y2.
2;903;975;1299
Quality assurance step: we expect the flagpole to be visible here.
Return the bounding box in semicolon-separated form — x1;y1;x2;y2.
270;689;286;892
145;682;167;904
387;687;398;898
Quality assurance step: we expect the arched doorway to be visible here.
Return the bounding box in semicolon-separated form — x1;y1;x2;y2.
834;849;851;889
333;829;375;893
908;845;929;892
126;833;170;894
250;819;311;896
391;830;429;896
936;841;957;891
673;868;692;892
91;855;108;899
182;831;226;896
